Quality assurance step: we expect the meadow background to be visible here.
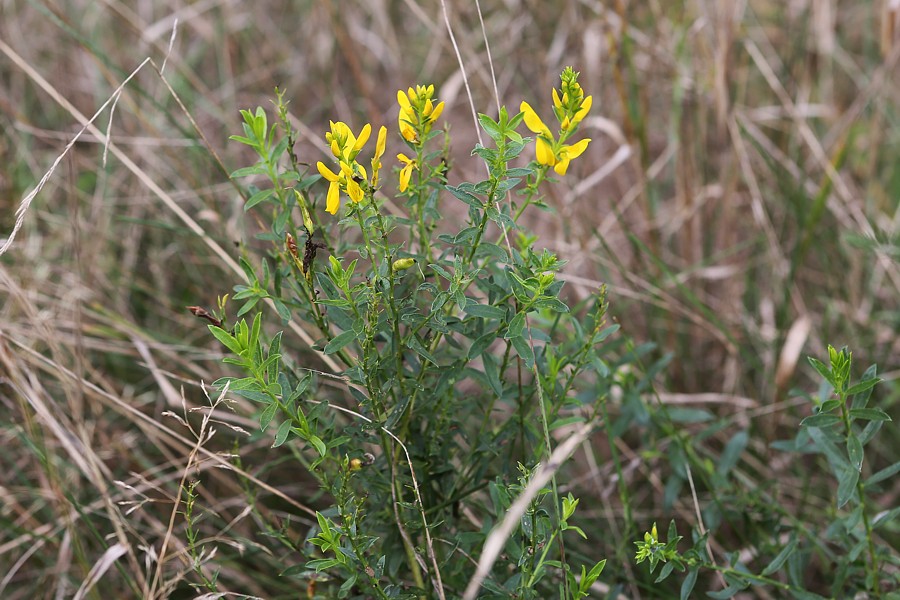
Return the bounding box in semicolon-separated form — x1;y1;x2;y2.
1;0;898;598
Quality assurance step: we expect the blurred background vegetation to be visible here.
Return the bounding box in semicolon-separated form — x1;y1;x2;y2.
1;0;898;598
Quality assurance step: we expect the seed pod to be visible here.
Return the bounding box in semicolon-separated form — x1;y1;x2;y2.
392;257;416;271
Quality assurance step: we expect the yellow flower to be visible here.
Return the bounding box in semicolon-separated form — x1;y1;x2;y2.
318;121;376;214
316;161;343;214
326;121;371;163
317;160;366;214
397;153;416;192
519;67;593;176
397;84;444;144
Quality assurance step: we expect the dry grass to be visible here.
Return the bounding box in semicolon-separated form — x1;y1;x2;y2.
1;0;898;597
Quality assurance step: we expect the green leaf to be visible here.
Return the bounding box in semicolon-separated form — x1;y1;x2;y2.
446;184;483;208
847;432;863;471
308;435;327;457
655;561;676;582
717;430;748;477
506;312;526;338
761;536;798;576
511;335;534;368
799;413;841;428
483;354;503;398
477;113;502;140
851;364;879;410
849;408;891;422
681;568;699;600
707;582;746;599
872;506;900;529
272;299;291;322
582;559;606;592
865;460;900;486
807;356;834;387
244;187;274;211
465;303;507;320
845;377;882;396
836;465;859;508
273;420;292;448
468;331;496;359
259;402;278;432
324;330;357;354
667;408;714;423
230;165;268;178
208;325;244;355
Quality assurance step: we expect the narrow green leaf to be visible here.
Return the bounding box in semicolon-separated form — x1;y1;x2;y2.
681;568;699;600
872;506;900;529
244;187;274;211
465;303;507;320
259;402;278;432
847;433;863;471
208;325;243;355
849;408;891;422
761;537;798;576
807;356;834;387
506;312;526;338
511;335;534;368
836;465;860;508
273;420;292;447
308;435;327;457
845;377;882;396
324;330;357;354
799;413;841;428
865;460;900;486
717;430;748;477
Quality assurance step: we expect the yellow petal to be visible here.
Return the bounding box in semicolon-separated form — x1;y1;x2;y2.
374;126;387;161
399;164;413;192
397;153;413;165
326;181;340;214
397;89;411;110
317;161;339;182
564;138;591;160
552;88;562;109
554;158;570;176
400;125;416;142
430;101;444;123
573;95;592;124
535;137;556;167
520;101;550;136
354;123;371;151
347;179;363;203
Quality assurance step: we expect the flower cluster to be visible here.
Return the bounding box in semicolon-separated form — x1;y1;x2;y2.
397;84;444;144
316;121;387;214
520;66;592;175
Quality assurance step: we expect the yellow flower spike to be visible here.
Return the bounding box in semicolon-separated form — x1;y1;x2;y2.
397;153;416;192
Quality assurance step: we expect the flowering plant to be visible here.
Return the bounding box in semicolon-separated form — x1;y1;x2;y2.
215;70;614;599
